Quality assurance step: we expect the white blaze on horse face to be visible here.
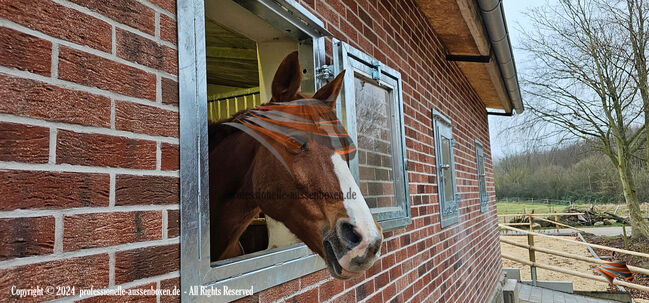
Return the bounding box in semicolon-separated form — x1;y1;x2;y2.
331;154;381;268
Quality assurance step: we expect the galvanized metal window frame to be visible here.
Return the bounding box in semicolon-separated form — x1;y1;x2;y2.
432;109;460;228
332;41;411;231
475;140;488;212
178;1;331;301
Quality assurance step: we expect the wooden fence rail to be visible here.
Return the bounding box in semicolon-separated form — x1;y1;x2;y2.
498;213;585;217
499;212;585;234
500;238;649;276
500;223;649;294
499;224;649;259
502;253;649;293
533;217;585;233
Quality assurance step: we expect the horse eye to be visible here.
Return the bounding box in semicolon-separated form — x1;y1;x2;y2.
300;142;308;152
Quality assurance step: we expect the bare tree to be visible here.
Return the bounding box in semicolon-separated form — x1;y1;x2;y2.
604;0;649;171
521;0;649;238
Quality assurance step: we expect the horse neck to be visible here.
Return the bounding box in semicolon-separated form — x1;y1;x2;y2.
209;131;261;260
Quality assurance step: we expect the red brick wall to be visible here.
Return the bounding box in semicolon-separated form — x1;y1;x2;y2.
0;0;502;302
0;0;180;301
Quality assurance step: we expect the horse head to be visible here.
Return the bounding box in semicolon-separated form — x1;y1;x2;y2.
237;52;383;279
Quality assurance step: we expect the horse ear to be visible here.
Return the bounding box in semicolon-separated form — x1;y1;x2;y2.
271;51;303;102
312;71;345;108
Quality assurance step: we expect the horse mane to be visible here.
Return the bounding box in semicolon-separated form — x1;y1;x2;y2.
208;102;277;151
208;109;249;152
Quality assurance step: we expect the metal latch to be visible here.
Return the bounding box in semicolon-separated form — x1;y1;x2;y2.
450;138;456;148
316;65;334;82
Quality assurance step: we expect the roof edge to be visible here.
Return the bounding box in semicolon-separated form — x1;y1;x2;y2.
476;0;524;114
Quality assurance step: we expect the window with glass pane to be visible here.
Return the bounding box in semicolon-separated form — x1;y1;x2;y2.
432;110;459;227
476;142;488;212
334;41;411;231
356;78;396;209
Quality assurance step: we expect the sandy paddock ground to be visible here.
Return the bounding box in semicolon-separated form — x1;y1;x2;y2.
500;235;612;291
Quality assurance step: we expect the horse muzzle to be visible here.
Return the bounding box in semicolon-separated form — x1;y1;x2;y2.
323;219;382;279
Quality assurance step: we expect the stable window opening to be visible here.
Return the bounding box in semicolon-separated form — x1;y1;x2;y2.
475;141;488;212
333;41;411;231
432;110;459;227
178;0;331;300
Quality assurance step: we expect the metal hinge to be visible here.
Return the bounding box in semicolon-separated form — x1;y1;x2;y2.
370;59;381;82
450;138;457;148
316;65;334;82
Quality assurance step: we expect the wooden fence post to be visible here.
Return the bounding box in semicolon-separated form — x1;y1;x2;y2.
554;212;559;233
527;233;537;286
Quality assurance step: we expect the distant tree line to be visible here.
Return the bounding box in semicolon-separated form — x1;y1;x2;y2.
494;142;649;203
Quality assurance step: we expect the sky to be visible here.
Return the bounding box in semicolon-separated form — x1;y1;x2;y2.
488;0;548;160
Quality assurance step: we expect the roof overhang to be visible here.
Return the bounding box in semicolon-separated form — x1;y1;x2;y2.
415;0;523;114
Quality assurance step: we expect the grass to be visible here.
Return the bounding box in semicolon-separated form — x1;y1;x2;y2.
496;201;576;215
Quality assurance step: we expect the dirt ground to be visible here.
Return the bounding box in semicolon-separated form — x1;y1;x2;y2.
500;235;612;291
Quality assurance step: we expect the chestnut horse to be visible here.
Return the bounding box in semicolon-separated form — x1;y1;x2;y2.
209;52;382;279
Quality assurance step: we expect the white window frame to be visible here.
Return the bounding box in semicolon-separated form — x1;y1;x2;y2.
332;41;411;231
177;1;332;301
432;110;460;228
475;140;488;212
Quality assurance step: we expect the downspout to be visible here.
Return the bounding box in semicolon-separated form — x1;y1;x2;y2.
476;0;524;114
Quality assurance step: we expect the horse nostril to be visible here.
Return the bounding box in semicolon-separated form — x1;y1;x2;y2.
339;222;362;249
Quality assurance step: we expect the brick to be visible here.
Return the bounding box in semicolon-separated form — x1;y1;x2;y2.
300;269;330;288
161;143;179;170
58;47;156;100
358;7;373;28
160;277;180;303
259;278;299;302
332;290;356;303
375;271;390;289
115;244;179;284
0;27;51;76
382;283;396;301
64;211;162;251
0;122;49;163
115;101;179;137
0;254;109;301
77;282;157;303
57;130;156;169
116;175;179;205
116;29;177;75
289;288;318;303
69;0;155;35
160;14;177;45
149;0;176;14
355;280;374;301
0;0;111;52
0;170;109;210
0;74;111;127
161;77;178;106
319;279;344;301
167;209;179;238
0;216;54;260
